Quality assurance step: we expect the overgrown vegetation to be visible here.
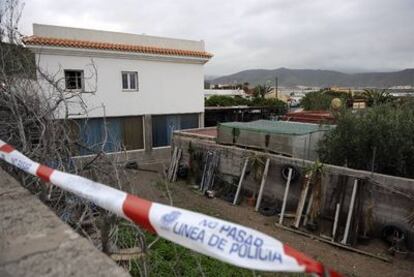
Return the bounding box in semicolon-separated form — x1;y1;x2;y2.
305;160;325;224
205;95;287;114
361;88;394;107
318;101;414;178
117;222;257;277
301;88;397;111
205;95;249;106
300;89;351;111
253;84;273;98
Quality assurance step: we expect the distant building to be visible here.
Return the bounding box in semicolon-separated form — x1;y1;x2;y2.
329;86;352;93
204;89;247;98
24;24;212;154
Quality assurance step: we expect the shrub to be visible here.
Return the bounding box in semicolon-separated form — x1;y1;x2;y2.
301;90;350;111
205;95;287;115
318;102;414;178
250;97;288;114
205;95;238;106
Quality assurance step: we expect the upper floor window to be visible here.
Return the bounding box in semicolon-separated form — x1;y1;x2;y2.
64;70;84;91
122;71;138;91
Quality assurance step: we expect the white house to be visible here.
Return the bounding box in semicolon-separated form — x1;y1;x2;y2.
24;24;212;155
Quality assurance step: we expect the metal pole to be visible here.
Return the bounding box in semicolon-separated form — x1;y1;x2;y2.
332;203;341;241
172;148;182;182
275;76;278;98
233;158;249;205
341;179;358;244
279;167;293;224
255;158;270;211
168;147;178;181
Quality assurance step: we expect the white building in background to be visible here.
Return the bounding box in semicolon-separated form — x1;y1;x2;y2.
204;89;247;98
24;24;212;154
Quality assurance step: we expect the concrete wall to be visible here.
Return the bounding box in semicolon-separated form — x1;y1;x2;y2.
0;167;129;277
173;131;414;247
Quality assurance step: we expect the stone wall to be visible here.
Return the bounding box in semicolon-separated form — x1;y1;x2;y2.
173;131;414;248
0;167;129;277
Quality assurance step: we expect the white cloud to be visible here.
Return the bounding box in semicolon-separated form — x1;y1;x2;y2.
19;0;414;75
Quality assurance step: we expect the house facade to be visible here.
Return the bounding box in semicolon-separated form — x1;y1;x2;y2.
24;24;212;155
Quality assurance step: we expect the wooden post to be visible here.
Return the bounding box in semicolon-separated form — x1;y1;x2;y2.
279;167;293;225
233;158;249;205
255;158;270;211
341;179;358;245
293;173;312;228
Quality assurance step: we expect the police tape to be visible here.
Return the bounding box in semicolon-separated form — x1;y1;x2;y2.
0;140;340;277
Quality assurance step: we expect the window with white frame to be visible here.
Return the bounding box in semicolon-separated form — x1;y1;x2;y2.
64;70;84;90
122;71;138;91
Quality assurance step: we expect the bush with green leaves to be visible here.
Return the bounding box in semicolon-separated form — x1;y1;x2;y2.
205;95;287;114
117;222;260;277
250;97;288;113
253;84;272;98
361;89;394;107
318;102;414;178
205;95;249;107
301;90;351;111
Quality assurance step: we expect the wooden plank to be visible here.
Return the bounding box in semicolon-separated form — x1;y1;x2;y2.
255;158;270;212
274;223;391;263
293;173;312;228
279;167;293;224
233;158;249;205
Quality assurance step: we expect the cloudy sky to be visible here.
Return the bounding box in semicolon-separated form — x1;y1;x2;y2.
19;0;414;76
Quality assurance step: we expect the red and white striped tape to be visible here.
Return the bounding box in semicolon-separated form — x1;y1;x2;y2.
0;140;340;276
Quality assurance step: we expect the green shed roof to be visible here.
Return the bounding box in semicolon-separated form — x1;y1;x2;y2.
219;120;334;136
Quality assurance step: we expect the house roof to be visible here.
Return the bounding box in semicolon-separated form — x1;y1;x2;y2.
23;36;213;59
281;111;336;124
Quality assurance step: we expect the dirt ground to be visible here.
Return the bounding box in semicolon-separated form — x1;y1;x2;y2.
124;165;414;277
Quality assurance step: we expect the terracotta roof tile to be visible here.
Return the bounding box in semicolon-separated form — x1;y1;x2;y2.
23;36;213;59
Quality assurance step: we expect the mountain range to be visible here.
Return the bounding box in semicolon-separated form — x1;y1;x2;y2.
211;68;414;88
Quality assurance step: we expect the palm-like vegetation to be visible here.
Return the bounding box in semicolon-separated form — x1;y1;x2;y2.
253;84;272;98
362;89;394;106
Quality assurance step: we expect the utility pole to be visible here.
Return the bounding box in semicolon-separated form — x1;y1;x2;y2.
275;76;278;98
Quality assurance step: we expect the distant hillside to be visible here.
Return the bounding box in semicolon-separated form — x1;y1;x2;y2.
211;68;414;88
